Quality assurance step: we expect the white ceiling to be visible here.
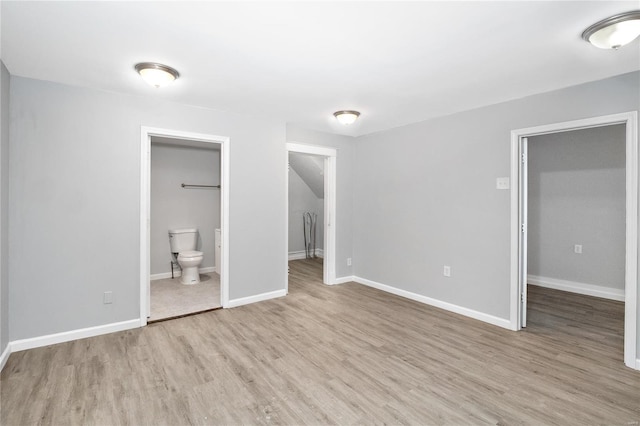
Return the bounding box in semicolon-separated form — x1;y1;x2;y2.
2;1;639;137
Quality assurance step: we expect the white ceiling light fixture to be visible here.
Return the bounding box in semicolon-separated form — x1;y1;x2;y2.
333;110;361;125
135;62;180;88
582;11;640;49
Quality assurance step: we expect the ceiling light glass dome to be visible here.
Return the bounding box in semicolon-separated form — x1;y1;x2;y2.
135;62;180;88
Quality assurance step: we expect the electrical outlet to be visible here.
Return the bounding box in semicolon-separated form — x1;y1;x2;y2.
103;291;113;304
347;258;352;266
574;244;583;254
443;265;451;277
496;177;510;190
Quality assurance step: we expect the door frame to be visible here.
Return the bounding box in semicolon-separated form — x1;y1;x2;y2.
140;126;230;326
286;142;337;287
510;111;638;369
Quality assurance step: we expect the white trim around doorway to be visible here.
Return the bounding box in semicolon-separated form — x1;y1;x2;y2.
286;142;337;288
510;111;638;370
140;127;230;327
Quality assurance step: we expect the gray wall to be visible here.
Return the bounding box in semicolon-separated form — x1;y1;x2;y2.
0;60;9;354
4;69;640;359
528;125;625;289
150;142;220;274
286;125;354;278
288;166;323;253
9;77;286;341
353;72;639;333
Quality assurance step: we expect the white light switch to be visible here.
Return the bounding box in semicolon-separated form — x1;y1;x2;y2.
443;265;451;277
496;177;510;190
574;244;583;254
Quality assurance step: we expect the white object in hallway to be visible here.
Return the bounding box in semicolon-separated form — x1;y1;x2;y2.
169;228;204;285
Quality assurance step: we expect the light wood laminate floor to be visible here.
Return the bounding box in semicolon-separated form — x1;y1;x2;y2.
1;258;639;425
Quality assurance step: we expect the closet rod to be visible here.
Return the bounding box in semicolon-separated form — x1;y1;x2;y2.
181;183;221;189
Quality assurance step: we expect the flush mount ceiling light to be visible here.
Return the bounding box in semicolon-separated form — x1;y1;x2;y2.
582;11;640;49
333;110;360;125
134;62;180;88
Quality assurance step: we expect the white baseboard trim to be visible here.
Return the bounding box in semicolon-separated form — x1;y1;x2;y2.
353;276;512;330
227;289;287;309
288;249;324;260
527;275;625;302
150;266;216;281
636;358;640;370
333;275;355;285
10;319;140;353
0;343;10;372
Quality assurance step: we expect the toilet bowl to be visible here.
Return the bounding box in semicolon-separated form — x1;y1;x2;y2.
177;250;204;285
168;228;204;285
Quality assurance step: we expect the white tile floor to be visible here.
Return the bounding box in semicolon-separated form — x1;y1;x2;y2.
149;273;221;322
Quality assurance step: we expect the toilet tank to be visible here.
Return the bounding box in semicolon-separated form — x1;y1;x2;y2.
169;228;198;253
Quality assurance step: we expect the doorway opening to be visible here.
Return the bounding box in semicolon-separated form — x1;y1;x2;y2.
511;112;638;369
286;143;337;290
140;127;230;326
526;125;626;365
148;138;221;321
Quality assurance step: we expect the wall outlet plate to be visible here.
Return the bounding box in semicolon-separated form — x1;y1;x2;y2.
496;177;510;190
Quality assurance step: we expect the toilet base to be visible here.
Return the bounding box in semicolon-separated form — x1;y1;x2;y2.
180;266;201;285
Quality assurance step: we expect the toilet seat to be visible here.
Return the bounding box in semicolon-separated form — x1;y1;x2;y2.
178;250;203;259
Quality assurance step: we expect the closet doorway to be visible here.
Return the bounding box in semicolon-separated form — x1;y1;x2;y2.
140;127;230;325
286;143;337;289
510;112;638;369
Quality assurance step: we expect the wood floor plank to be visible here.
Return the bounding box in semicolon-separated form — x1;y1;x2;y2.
2;258;639;425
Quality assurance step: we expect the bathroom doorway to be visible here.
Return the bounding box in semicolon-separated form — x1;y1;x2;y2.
286;143;337;289
140;127;230;325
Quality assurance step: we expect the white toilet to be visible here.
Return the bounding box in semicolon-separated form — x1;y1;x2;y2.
168;228;204;285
